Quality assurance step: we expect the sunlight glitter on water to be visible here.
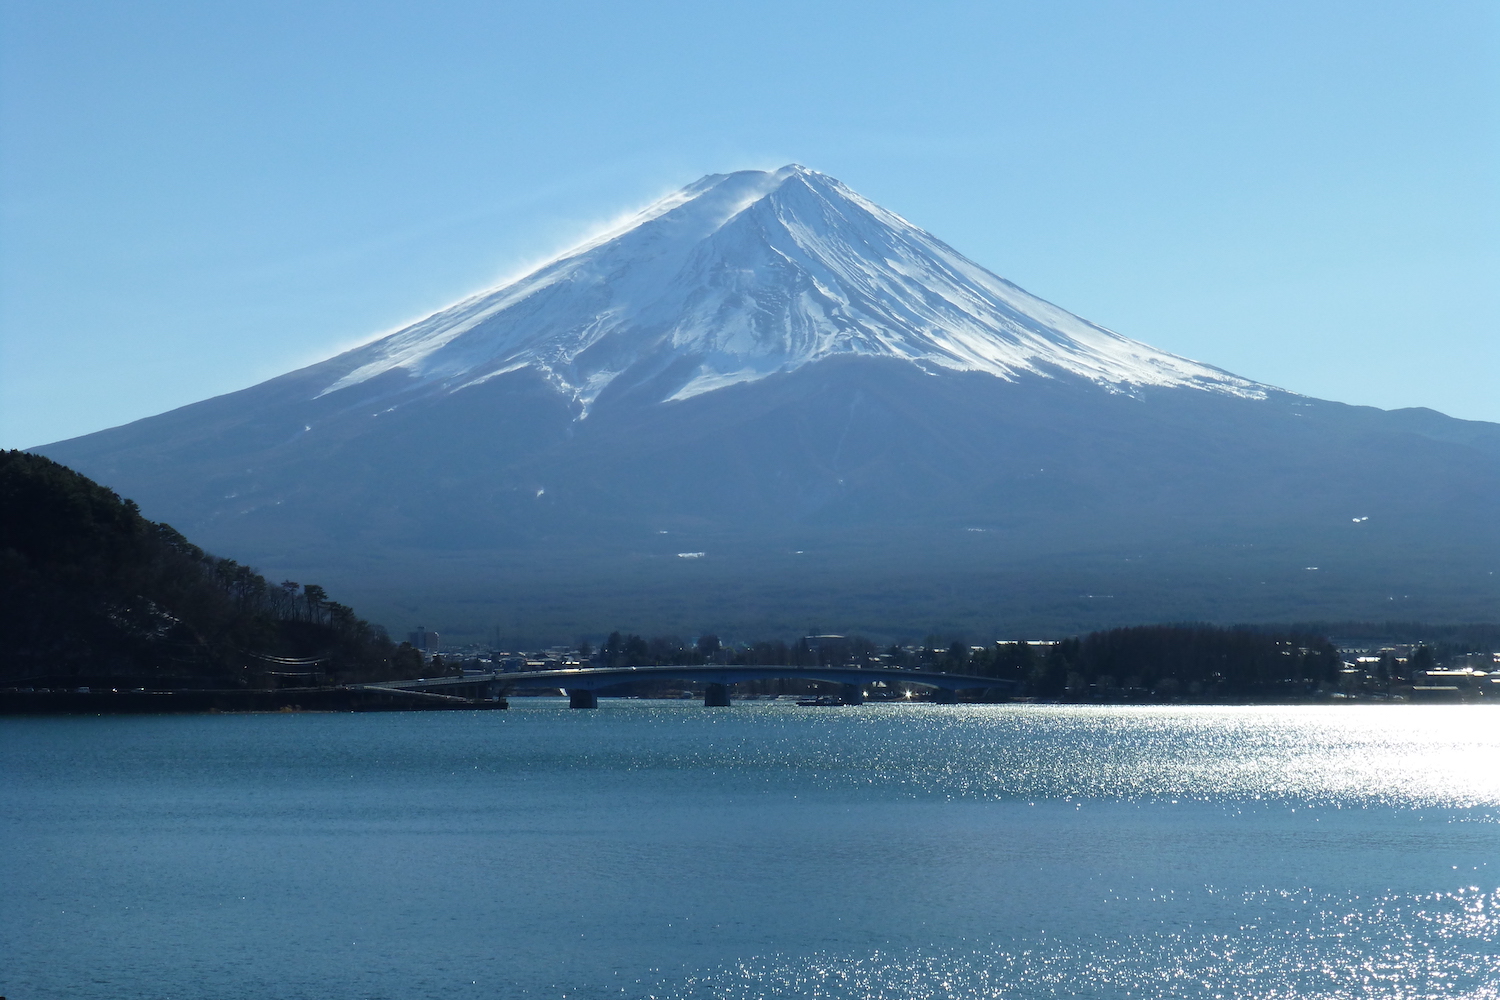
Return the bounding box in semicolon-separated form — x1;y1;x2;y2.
5;704;1499;999
927;704;1500;808
503;702;1500;810
673;888;1500;1000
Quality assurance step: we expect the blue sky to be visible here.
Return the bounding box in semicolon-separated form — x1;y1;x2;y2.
2;0;1496;448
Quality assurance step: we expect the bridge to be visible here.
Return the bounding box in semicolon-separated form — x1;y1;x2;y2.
357;664;1018;708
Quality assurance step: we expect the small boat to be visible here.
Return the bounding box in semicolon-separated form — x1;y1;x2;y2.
795;695;843;707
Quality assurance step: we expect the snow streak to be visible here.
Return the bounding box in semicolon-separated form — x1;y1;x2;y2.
317;165;1267;409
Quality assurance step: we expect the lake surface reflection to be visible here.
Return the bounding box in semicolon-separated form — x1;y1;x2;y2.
4;703;1498;998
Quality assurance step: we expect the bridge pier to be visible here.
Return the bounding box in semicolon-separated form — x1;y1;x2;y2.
568;689;598;709
932;687;959;705
839;683;864;705
703;683;731;707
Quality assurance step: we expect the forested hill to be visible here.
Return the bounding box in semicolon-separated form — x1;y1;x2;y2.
0;450;420;688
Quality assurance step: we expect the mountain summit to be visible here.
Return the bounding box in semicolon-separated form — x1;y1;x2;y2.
36;168;1500;640
318;165;1263;412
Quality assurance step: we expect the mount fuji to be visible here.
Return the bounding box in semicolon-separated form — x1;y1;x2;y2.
36;166;1500;641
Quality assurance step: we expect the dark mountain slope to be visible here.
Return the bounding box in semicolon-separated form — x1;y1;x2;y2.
0;450;415;686
37;357;1500;641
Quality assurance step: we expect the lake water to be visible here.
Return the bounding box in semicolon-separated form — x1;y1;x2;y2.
4;702;1498;999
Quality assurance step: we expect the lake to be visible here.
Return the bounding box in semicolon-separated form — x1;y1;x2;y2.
3;701;1498;998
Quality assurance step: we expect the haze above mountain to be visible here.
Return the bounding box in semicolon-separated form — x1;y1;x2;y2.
37;167;1500;642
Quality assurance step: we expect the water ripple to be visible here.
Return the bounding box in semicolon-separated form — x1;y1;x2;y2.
671;888;1500;1000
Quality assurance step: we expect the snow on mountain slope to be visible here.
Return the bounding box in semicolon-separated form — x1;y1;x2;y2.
318;165;1268;411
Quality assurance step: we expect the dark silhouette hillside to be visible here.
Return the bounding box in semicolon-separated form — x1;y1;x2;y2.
0;450;421;689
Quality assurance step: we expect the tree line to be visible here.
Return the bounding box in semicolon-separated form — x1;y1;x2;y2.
584;625;1344;701
954;625;1342;700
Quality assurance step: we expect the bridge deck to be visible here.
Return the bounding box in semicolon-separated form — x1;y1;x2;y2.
361;664;1017;694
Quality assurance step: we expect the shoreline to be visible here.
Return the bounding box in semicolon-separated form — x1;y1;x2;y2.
2;687;1482;716
0;686;508;715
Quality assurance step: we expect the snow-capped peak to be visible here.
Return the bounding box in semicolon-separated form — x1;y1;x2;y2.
317;165;1266;408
